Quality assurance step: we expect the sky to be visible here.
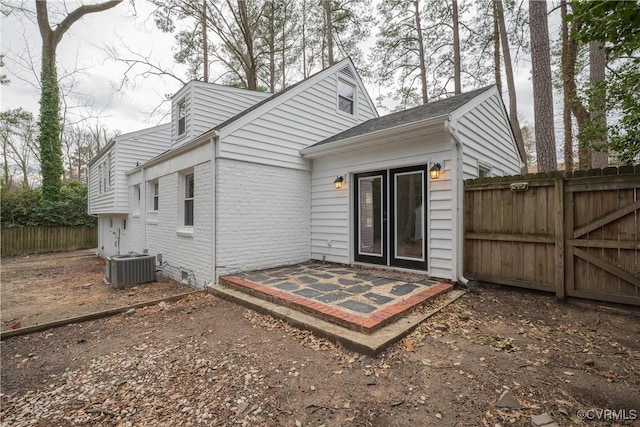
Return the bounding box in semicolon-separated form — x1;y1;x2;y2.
1;1;536;136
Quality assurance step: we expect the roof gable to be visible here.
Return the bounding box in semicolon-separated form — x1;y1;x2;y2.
212;58;378;136
310;86;494;148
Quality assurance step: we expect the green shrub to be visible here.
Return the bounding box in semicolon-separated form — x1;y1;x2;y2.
1;181;96;227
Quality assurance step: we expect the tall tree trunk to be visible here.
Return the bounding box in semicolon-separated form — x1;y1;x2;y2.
237;0;257;90
493;3;502;93
324;1;334;66
414;0;428;104
38;35;64;200
202;0;208;82
282;1;287;89
2;139;10;186
563;2;590;169
35;0;122;201
589;41;607;168
529;0;557;172
268;2;276;93
302;0;308;78
560;0;573;171
494;0;526;169
452;0;461;94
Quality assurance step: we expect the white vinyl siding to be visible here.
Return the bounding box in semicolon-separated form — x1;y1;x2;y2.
309;127;455;280
218;64;377;171
170;82;269;148
452;91;522;179
88;124;171;216
88;145;116;214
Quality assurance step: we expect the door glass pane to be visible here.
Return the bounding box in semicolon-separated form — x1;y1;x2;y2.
359;176;383;256
395;171;424;260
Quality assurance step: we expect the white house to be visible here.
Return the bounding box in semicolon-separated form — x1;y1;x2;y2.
301;85;522;283
89;58;522;288
88;82;270;258
88;124;171;258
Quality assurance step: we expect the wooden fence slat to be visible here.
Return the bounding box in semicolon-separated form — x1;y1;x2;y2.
554;178;565;301
465;232;554;244
573;199;640;239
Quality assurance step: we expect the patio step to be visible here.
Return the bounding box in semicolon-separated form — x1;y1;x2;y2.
216;275;454;334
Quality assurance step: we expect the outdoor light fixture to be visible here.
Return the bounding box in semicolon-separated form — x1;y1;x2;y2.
429;163;442;179
333;176;345;189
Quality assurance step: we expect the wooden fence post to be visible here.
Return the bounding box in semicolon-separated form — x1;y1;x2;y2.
554;177;565;302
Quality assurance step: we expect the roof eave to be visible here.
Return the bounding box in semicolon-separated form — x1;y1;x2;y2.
88;139;116;167
301;114;449;159
126;130;220;175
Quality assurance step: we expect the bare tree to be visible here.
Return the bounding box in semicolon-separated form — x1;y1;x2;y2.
324;0;334;66
1;108;37;188
589;40;607;168
452;0;461;94
494;0;527;169
560;0;574;171
529;0;557;172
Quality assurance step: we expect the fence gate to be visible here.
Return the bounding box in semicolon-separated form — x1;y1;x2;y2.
464;167;640;306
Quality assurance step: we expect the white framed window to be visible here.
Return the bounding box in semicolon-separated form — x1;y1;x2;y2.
177;100;186;136
149;180;159;211
98;165;103;194
183;172;194;226
133;185;141;214
107;152;112;187
337;79;355;115
478;163;492;178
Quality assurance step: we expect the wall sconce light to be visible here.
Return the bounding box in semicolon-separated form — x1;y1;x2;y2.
429;163;442;179
333;176;345;189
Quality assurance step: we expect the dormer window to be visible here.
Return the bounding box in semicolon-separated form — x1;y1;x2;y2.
337;79;355;115
178;100;186;136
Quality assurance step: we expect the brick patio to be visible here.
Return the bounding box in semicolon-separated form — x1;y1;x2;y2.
219;262;453;334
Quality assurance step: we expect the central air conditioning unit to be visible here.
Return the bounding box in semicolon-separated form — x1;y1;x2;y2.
106;253;156;288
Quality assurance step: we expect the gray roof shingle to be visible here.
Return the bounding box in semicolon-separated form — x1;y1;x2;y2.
311;85;494;147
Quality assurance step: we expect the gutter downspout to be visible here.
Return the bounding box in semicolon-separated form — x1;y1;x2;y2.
210;134;218;285
141;167;147;251
445;117;469;286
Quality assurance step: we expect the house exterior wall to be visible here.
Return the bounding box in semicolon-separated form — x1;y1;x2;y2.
218;65;377;170
453;90;522;179
309;128;456;281
171;82;269;148
215;157;311;277
88;124;171;215
88;144;116;215
144;160;213;287
97;215;128;258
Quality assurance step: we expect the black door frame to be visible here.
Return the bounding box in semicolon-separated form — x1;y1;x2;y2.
389;165;428;270
353;170;387;266
353;165;428;271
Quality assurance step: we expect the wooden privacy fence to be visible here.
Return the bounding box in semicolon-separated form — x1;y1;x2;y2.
1;226;97;257
464;165;640;306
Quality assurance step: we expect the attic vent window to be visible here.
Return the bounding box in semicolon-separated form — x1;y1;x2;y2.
339;66;355;79
178;100;186;136
338;80;355;115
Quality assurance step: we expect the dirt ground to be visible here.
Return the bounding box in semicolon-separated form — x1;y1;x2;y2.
1;250;192;331
1;251;639;426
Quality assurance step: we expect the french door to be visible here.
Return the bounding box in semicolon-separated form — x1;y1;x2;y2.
354;166;427;270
